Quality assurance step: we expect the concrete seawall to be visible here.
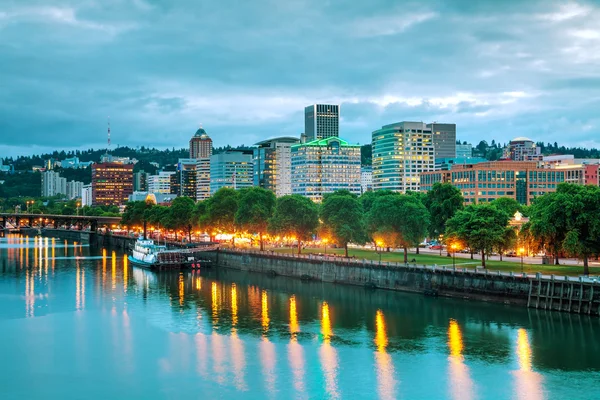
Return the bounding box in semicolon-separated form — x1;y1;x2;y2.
202;249;600;316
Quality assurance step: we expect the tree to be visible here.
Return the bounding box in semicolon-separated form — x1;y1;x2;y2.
554;184;600;275
169;196;196;242
446;204;509;268
269;195;319;254
529;191;568;265
366;194;429;263
147;205;170;242
320;190;365;257
121;200;154;239
490;197;522;217
206;188;240;245
495;227;517;261
360;190;396;216
235;187;276;251
423;183;464;254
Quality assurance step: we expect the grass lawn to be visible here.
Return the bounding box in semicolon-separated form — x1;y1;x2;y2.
266;246;590;277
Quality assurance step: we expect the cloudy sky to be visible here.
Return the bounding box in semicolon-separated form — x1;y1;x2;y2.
1;0;600;157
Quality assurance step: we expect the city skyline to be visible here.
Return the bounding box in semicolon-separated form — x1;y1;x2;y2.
2;1;600;159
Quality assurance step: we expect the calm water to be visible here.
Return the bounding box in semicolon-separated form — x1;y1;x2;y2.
1;234;599;399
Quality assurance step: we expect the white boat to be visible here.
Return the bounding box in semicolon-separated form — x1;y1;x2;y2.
128;237;186;269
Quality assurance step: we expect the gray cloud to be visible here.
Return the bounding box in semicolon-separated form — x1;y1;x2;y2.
1;0;600;158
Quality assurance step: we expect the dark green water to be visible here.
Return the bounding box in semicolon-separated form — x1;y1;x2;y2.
1;234;599;399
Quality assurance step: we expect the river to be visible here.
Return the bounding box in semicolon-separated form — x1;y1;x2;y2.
0;234;599;399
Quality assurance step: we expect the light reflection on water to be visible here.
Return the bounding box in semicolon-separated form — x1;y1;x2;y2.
0;234;599;399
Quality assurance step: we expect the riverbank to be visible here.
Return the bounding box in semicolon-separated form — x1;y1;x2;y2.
201;248;600;316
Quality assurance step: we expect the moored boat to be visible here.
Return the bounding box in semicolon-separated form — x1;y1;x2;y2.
128;237;191;270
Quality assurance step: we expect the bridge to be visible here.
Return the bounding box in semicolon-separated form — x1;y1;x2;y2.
0;213;122;232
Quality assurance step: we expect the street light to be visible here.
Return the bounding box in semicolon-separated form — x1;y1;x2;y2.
323;238;328;255
519;247;525;274
451;243;458;268
376;241;383;265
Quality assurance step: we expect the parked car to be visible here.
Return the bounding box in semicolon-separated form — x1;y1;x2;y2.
430;245;443;250
506;251;517;257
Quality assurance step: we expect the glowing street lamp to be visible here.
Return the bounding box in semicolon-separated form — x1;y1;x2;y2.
519;247;525;274
451;243;458;268
323;238;329;255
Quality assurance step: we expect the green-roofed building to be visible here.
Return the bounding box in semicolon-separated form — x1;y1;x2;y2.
291;137;361;202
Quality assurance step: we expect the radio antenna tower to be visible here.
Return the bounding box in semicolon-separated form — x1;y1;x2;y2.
107;116;111;152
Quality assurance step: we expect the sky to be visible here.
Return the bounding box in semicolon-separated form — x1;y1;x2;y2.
2;0;600;158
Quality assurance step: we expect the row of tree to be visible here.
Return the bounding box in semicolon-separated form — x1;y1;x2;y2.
121;183;600;275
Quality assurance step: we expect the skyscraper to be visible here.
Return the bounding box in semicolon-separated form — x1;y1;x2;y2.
41;171;67;197
196;158;211;200
189;126;213;159
291;137;361;202
372;122;435;193
91;163;134;206
177;159;199;200
210;151;254;194
427;122;456;159
304;104;339;141
253;137;300;197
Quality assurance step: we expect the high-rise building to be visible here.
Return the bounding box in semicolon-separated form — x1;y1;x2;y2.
372;122;435;193
420;161;585;205
91;163;134;206
41;171;67;197
291;137;361;202
81;184;92;207
456;143;473;158
360;166;373;194
196;158;211;200
304;104;340;141
176;159;198;200
253;137;300;197
427;123;456;159
147;171;175;194
66;181;83;200
189;127;213;159
504;137;542;161
133;171;148;192
210;151;254;194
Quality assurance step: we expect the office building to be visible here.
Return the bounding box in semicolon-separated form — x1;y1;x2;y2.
210;151;254;194
100;154;136;164
91;163;134;206
81;184;93;207
435;156;487;171
585;165;600;186
291;137;361;202
133;171;148;192
304;104;339;141
420;161;585;205
427;123;456;159
196;158;211;200
456;143;473;158
189;127;213;159
147;171;175;194
504;137;542;161
66;181;83;200
41;171;67;197
175;159;199;200
361;166;373;193
253;137;300;197
372;122;435;193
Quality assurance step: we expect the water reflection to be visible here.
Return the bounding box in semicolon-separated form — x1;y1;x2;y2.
514;328;544;400
447;319;474;400
1;235;600;399
320;302;339;399
288;295;305;396
374;310;397;400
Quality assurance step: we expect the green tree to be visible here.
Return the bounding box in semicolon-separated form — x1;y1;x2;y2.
359;190;396;215
529;191;568;265
206;188;240;245
320;190;365;257
121;200;154;239
446;204;509;268
423;182;464;254
235;187;276;251
269;195;319;254
554;184;600;275
495;226;517;261
169;196;196;243
366;194;429;263
490;197;522;217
